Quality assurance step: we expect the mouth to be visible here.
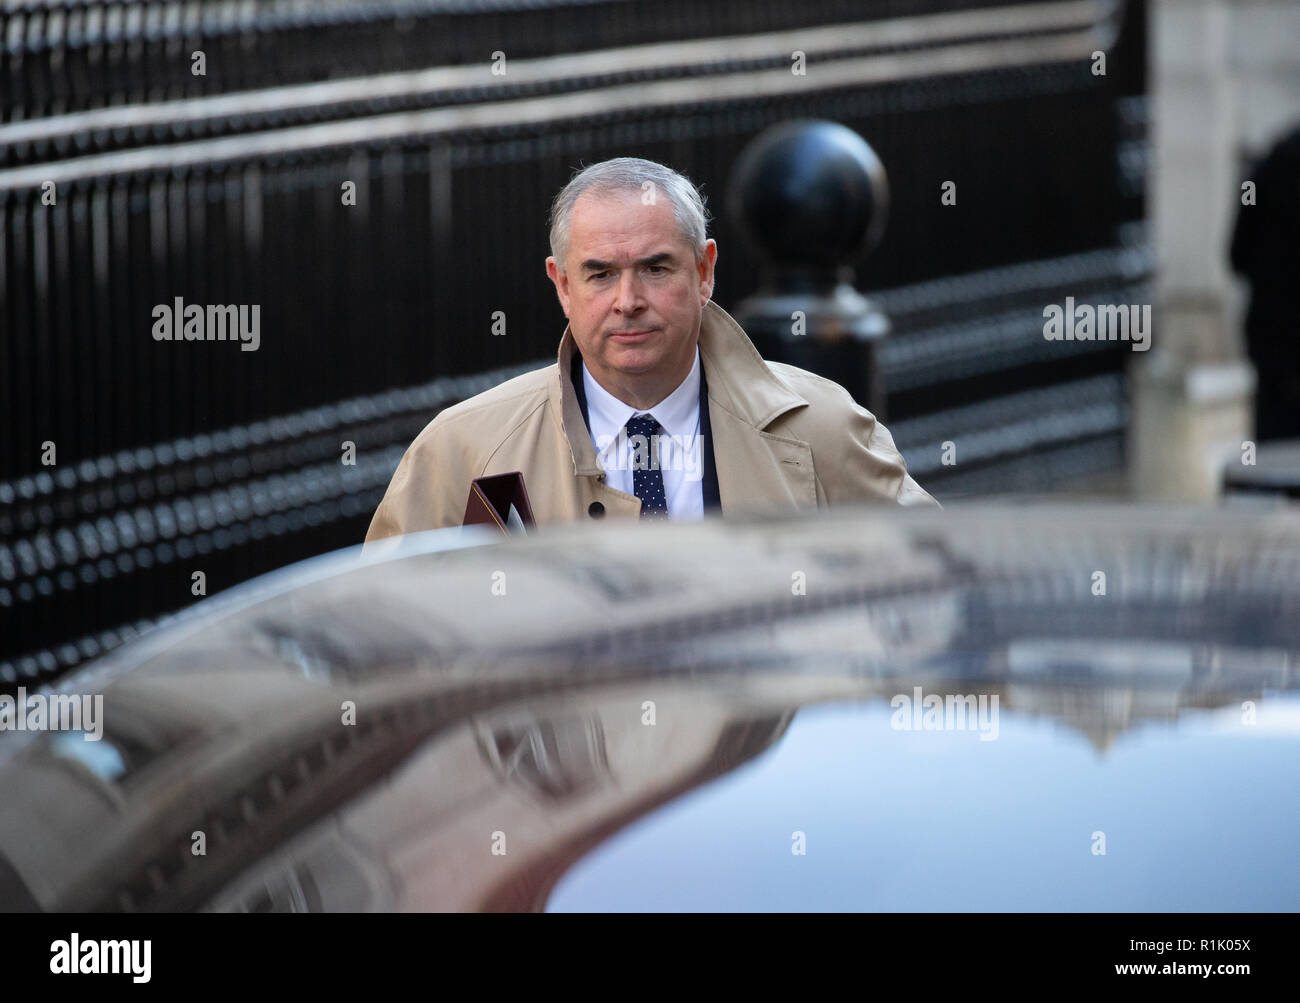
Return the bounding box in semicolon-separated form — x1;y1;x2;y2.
609;329;657;342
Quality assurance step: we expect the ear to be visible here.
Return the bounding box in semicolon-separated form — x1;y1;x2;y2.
697;239;718;305
546;256;572;318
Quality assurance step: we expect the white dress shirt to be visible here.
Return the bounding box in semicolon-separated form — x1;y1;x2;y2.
581;347;705;520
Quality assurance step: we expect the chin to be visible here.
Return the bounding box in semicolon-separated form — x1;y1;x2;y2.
604;341;660;363
608;355;659;375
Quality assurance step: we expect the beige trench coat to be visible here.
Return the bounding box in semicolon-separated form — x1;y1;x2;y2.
365;300;936;546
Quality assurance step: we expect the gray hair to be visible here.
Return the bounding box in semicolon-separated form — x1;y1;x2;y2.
548;157;710;271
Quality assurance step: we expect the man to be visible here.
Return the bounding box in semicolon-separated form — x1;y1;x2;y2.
365;157;935;546
1230;123;1300;442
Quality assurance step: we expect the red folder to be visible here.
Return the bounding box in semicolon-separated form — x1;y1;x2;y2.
462;471;536;534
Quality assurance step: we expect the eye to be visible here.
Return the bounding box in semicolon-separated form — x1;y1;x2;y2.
647;265;667;274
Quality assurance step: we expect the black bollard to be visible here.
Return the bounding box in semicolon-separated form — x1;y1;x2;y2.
728;120;891;416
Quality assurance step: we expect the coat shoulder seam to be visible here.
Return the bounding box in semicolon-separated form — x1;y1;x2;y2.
478;397;550;475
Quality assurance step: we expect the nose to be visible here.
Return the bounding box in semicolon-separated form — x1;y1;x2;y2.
612;270;647;316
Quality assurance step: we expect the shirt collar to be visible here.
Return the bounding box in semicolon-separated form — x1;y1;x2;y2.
581;344;701;439
549;300;810;477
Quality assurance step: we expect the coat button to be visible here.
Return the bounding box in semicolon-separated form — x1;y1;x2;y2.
588;502;605;518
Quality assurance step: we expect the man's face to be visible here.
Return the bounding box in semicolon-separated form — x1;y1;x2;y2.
546;189;717;401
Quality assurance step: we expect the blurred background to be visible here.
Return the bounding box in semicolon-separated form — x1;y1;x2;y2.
1;0;1297;688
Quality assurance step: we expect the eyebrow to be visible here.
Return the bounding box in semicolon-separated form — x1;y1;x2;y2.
580;252;676;273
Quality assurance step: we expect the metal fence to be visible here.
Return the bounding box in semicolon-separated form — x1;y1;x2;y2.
1;0;1148;688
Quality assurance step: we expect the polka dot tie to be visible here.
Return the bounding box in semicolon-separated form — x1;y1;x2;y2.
625;413;668;519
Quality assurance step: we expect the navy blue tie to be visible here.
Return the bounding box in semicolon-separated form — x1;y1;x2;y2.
625;413;668;519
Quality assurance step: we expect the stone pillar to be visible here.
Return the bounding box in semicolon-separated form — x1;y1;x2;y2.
1130;0;1255;500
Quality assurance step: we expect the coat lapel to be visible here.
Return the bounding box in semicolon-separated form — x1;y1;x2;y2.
697;301;816;513
708;400;817;513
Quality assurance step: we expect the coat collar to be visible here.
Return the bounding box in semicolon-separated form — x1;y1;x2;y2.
549;300;810;476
